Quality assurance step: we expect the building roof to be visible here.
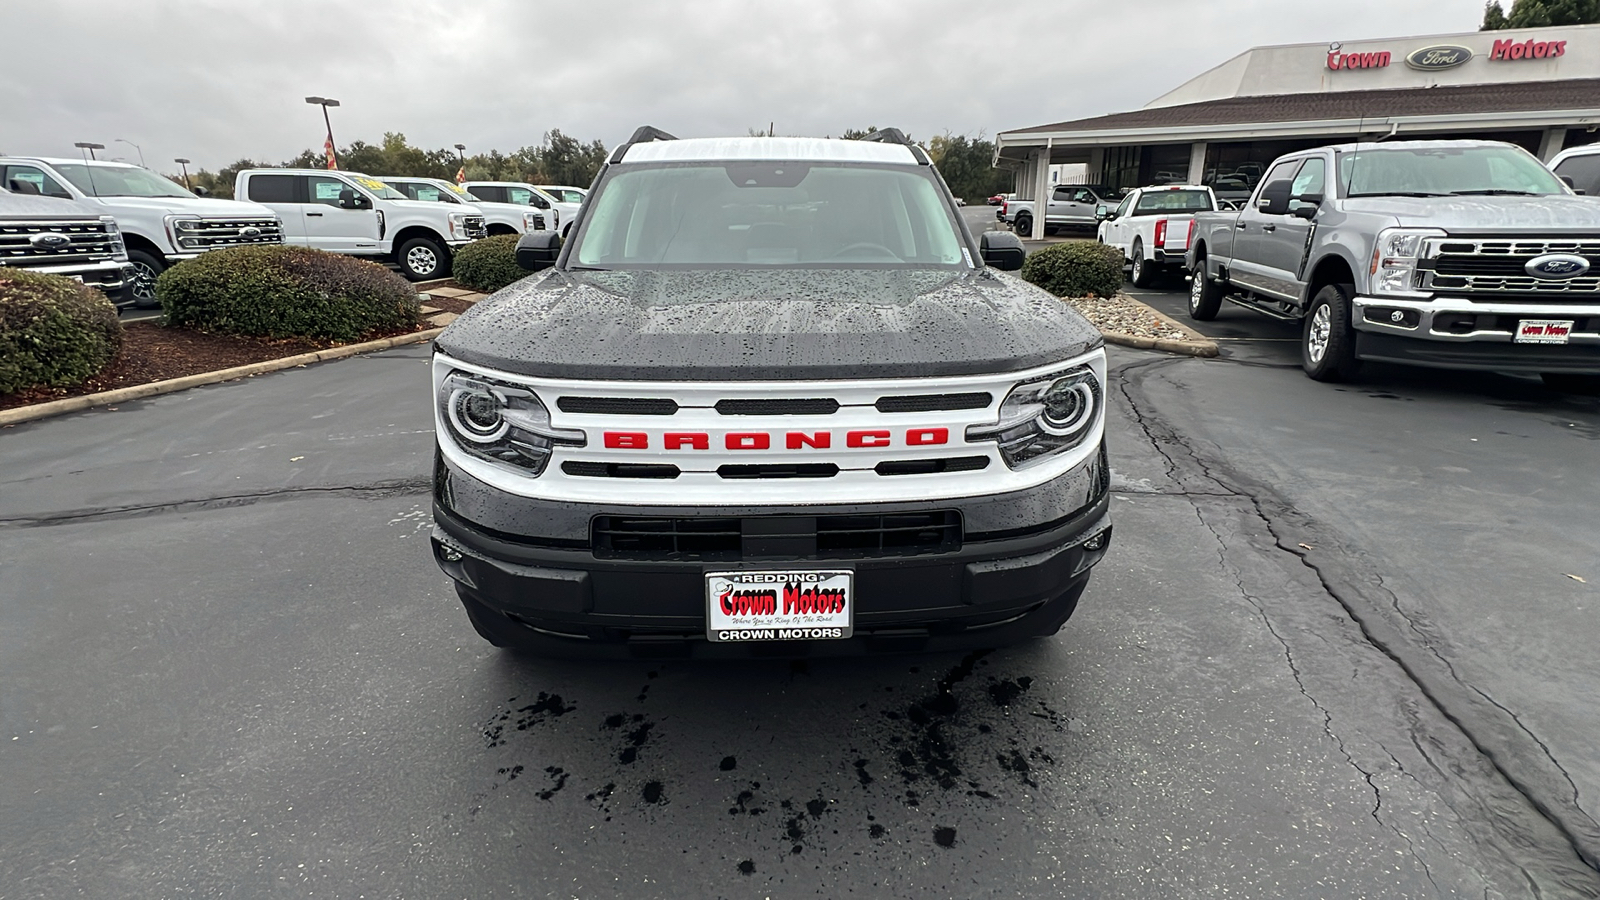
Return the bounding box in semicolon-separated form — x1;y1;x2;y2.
1007;78;1600;137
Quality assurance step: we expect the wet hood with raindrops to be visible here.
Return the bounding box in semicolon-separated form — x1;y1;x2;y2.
434;267;1103;381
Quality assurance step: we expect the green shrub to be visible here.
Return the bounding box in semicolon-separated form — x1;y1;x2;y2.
1020;240;1124;299
157;245;421;342
0;268;123;395
450;235;527;293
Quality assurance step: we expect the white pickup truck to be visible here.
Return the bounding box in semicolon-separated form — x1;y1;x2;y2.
235;169;487;280
462;181;580;238
1;156;283;307
1095;185;1219;287
381;176;548;236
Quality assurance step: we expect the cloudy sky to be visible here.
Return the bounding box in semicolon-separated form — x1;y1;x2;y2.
1;0;1474;175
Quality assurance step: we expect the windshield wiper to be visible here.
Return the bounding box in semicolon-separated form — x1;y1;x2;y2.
1448;189;1540;196
1346;191;1449;198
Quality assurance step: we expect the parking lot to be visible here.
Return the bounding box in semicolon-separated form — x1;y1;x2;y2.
5;220;1600;895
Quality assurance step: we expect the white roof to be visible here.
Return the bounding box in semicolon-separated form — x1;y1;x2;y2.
621;137;918;165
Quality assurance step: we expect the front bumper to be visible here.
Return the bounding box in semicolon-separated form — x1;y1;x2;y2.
430;447;1112;657
10;260;137;305
1352;294;1600;373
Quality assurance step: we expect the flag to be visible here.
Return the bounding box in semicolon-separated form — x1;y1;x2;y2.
455;165;466;185
324;132;337;170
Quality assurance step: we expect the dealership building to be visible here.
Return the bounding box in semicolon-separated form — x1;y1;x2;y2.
996;23;1600;211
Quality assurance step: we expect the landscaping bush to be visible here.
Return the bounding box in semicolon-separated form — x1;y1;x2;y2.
1020;240;1124;299
0;268;123;395
450;235;527;293
157;245;421;342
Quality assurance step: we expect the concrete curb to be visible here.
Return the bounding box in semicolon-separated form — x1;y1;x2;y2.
0;328;444;428
1098;294;1220;358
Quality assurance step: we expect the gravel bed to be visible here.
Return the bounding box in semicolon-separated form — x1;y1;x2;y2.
1063;294;1192;341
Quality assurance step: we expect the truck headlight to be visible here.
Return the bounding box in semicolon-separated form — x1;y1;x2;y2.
447;212;466;238
966;365;1101;469
1370;227;1443;297
523;211;542;232
438;370;585;475
166;216;205;250
102;216;127;261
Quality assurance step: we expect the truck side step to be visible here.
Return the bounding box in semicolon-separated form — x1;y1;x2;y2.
1223;294;1300;321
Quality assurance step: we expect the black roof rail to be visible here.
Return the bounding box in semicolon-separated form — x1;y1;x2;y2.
856;128;929;165
610;126;678;164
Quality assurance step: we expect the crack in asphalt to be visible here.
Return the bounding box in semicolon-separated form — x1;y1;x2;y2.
1114;353;1600;875
0;477;433;528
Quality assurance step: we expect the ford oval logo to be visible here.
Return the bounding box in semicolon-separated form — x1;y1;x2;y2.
1525;253;1592;279
29;232;72;250
239;226;261;237
1406;45;1473;71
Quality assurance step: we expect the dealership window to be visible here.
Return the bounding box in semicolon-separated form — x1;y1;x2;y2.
1141;144;1190;186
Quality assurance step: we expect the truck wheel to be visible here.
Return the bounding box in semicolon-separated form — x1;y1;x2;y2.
1130;240;1153;287
1541;373;1600;395
398;237;447;281
126;249;165;309
1013;213;1032;236
1302;283;1362;382
1188;259;1223;321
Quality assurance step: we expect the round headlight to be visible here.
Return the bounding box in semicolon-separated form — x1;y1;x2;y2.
449;386;508;442
1041;377;1093;432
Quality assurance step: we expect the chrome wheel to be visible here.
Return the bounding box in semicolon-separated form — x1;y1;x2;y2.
1307;303;1332;364
130;261;158;303
1131;254;1144;283
406;244;439;276
1189;270;1204;311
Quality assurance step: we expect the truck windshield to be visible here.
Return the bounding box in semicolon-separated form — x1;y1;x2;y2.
572;163;967;268
1132;189;1212;214
1340;145;1566;197
53;164;194;199
394;181;464;204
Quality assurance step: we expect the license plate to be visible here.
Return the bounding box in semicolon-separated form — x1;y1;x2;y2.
705;570;853;642
1516;319;1574;344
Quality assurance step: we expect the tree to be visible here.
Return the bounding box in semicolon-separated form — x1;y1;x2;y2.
926;133;1013;203
1483;0;1600;28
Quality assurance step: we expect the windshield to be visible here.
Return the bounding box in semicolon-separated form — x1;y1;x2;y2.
571;162;967;268
393;181;463;204
53;164;194;199
443;182;481;202
1339;145;1567;197
347;176;407;200
1132;189;1213;215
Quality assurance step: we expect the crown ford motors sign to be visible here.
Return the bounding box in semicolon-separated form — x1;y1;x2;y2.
1405;45;1472;71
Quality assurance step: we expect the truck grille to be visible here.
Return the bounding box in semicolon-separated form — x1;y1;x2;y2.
464;216;487;240
591;511;962;561
0;219;119;264
1427;238;1600;301
172;217;284;251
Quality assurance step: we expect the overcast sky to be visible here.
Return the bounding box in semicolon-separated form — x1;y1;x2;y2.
1;0;1475;175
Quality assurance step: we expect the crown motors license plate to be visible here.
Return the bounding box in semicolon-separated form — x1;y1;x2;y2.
706;570;853;642
1516;319;1574;344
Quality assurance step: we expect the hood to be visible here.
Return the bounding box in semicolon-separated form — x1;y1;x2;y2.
435;268;1102;381
1341;194;1600;233
84;195;278;218
390;198;483;216
0;189;100;219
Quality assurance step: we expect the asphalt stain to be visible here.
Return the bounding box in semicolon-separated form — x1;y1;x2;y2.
538;766;568;801
720;755;737;771
482;693;577;748
853;759;873;786
737;859;755;876
497;764;524;782
869;823;886;839
641;780;665;804
987;676;1034;707
933;826;957;848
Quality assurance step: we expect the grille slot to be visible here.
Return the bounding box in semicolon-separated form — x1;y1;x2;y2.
875;455;990;476
557;396;679;415
717;463;839;479
875;392;992;413
715;398;839;415
561;461;680;479
592;511;962;561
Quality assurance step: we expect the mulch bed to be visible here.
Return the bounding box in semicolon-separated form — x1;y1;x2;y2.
0;321;430;412
1064;294;1193;342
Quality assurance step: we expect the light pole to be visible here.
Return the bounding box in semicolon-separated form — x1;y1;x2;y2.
73;141;105;161
305;96;341;168
454;143;466;164
114;138;145;167
174;157;192;190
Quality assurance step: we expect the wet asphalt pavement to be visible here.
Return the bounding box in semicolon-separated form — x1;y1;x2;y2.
5;251;1600;895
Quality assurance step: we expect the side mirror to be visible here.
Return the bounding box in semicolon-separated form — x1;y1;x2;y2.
1561;175;1577;189
192;185;210;197
516;231;562;271
979;231;1026;272
1095;204;1111;221
339;188;358;209
1256;180;1292;216
1290;193;1322;220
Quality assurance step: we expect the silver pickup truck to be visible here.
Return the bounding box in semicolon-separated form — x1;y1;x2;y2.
1186;140;1600;388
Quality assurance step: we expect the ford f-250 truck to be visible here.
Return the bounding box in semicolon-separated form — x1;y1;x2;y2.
1187;140;1600;388
429;127;1113;658
0;185;137;305
1002;184;1121;236
1096;184;1218;287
